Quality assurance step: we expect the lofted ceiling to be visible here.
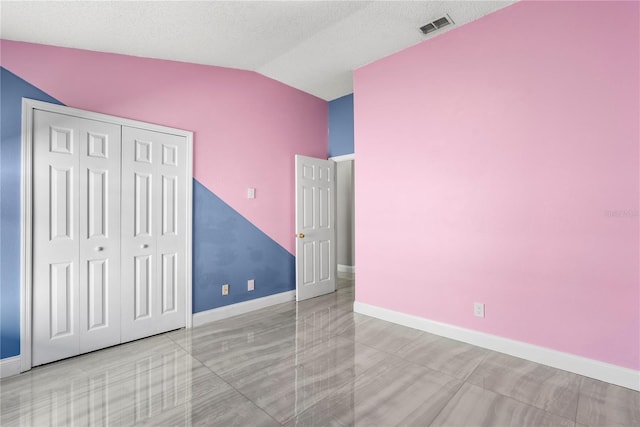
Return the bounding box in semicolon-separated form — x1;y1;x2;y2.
0;1;515;101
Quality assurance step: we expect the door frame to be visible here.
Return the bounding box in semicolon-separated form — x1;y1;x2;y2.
20;98;194;372
328;153;355;274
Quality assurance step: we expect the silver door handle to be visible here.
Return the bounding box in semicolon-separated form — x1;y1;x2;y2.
95;246;104;252
141;244;149;249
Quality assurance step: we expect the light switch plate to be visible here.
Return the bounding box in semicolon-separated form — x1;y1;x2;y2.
247;188;256;199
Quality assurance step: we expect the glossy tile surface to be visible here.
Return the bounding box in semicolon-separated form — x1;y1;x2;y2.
1;272;638;426
285;357;463;427
467;351;582;419
431;382;575;427
396;332;489;380
576;377;640;426
228;336;389;424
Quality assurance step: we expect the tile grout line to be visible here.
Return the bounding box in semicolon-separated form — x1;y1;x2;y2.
168;295;358;427
174;331;284;427
462;356;582;425
427;374;468;426
374;328;583;424
151;280;586;425
574;376;585;424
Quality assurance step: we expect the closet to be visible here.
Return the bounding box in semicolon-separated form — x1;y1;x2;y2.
29;103;191;366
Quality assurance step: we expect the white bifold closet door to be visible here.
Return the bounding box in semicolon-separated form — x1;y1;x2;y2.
33;110;122;365
120;126;186;342
32;110;187;366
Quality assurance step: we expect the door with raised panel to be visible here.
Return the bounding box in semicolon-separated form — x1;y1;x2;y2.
295;155;336;301
120;126;187;342
32;110;122;366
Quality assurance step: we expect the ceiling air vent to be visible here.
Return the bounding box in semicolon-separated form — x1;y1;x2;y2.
420;15;453;35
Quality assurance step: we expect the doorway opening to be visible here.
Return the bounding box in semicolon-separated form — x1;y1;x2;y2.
333;155;355;274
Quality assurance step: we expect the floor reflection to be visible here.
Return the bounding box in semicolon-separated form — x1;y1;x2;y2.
2;341;196;426
3;272;637;426
1;274;356;426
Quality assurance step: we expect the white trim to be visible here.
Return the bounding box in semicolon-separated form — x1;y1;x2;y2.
193;291;296;327
184;132;193;329
0;356;22;379
20;98;194;373
337;264;355;273
329;153;354;162
20;99;33;373
353;301;640;391
23;99;195;135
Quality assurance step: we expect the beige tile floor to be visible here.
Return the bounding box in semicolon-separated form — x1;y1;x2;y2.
1;273;638;426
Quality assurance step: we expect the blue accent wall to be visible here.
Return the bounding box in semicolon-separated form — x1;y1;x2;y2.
0;68;62;358
193;180;295;312
328;94;354;157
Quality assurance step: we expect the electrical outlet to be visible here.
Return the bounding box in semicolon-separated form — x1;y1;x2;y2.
474;302;485;318
222;284;229;296
248;279;255;291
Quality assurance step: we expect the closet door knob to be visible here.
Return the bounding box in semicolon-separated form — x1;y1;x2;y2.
95;246;104;252
141;244;149;249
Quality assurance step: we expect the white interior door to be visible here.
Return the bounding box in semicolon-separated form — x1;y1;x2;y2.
33;110;122;366
295;155;336;301
120;126;187;342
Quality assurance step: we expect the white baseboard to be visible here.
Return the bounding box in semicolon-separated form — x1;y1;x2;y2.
337;264;355;273
353;302;640;391
0;356;22;379
193;291;296;327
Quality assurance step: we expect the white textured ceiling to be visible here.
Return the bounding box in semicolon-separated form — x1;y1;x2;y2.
0;1;514;100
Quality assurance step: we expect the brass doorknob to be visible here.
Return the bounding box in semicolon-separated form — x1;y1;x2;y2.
298;233;305;239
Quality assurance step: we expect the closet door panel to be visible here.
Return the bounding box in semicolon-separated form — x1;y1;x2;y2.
33;111;122;365
121;131;156;342
33;110;81;366
157;135;186;323
78;119;122;354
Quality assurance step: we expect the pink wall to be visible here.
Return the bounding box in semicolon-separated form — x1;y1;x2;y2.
0;40;327;253
354;1;639;369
